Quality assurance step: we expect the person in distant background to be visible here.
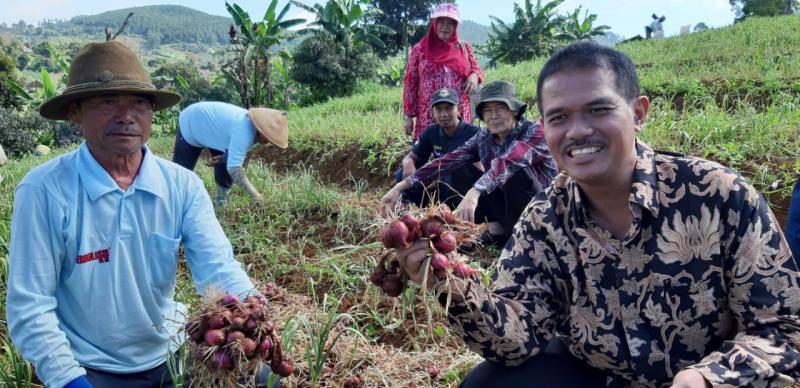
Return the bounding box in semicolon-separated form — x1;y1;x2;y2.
173;101;288;207
645;13;666;39
402;3;483;142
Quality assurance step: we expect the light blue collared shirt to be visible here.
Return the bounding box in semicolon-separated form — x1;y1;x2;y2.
7;143;256;388
178;101;258;170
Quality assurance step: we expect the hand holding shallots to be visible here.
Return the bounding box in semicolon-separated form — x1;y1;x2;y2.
371;204;482;297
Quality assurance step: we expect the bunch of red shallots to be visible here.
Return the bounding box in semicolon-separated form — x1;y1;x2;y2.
372;205;481;296
185;291;292;387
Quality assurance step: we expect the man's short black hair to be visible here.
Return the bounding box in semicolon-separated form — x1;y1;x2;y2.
536;41;640;115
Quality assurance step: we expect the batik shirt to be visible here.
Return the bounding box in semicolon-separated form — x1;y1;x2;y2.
440;141;800;387
406;119;557;195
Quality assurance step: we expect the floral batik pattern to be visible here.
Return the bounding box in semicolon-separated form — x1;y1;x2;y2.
439;141;800;387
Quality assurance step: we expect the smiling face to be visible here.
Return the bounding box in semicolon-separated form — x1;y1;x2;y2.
435;18;457;41
68;93;154;161
432;102;459;130
539;68;648;187
481;101;517;139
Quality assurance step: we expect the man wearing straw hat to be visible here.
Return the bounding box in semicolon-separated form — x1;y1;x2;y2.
6;40;268;388
173;101;288;207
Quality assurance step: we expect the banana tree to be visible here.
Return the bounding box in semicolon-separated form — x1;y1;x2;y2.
4;42;69;111
225;0;305;108
480;0;566;66
290;0;394;50
557;6;610;41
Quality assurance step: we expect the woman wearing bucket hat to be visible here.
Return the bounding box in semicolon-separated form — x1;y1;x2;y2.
7;40;274;388
383;80;557;247
402;3;483;142
173;101;288;207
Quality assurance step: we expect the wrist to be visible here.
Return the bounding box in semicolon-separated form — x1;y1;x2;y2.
65;375;92;388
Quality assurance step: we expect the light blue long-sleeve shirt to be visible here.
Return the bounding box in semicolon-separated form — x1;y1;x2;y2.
7;143;256;388
177;101;258;171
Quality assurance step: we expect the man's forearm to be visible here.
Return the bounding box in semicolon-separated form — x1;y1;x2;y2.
229;166;264;201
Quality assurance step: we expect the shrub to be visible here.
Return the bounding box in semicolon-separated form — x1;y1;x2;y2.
290;34;377;103
0;49;22;110
0;107;54;156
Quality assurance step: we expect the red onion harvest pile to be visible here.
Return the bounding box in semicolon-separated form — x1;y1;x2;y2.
372;205;481;296
185;291;292;387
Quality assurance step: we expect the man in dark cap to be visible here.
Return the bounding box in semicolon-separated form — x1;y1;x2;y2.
393;87;483;211
382;80;557;247
6;40;267;388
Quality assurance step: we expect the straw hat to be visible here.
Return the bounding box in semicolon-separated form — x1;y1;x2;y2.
39;40;181;120
248;108;288;149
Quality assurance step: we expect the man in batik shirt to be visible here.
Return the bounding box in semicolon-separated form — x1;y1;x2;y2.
395;41;800;387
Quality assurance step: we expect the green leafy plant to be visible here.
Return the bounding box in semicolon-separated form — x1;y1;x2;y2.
0;340;34;388
480;0;566;67
557;6;609;41
224;0;305;108
297;290;363;387
290;0;395;50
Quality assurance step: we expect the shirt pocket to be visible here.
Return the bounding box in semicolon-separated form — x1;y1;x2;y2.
147;233;180;289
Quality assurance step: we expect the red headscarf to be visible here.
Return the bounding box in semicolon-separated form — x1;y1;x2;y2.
418;18;470;78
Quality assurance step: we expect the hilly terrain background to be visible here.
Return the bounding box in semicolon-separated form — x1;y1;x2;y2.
0;6;799;387
0;4;493;78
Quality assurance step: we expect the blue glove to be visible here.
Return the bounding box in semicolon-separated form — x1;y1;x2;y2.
64;375;92;388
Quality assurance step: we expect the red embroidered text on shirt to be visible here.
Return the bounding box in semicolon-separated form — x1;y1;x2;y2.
76;249;110;264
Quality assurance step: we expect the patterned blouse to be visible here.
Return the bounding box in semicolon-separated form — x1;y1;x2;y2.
402;41;483;140
405;119;557;195
439;142;800;387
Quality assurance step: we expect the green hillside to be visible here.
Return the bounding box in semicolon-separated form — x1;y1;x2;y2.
459;20;490;46
3;5;232;45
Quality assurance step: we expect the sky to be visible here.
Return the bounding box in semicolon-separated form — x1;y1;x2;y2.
2;0;735;39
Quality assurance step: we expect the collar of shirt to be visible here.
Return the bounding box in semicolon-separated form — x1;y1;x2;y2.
77;142;167;201
566;140;661;230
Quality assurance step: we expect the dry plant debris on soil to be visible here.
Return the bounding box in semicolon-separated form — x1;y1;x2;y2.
261;283;482;387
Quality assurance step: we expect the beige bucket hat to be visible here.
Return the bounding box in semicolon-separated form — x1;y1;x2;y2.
248;108;288;148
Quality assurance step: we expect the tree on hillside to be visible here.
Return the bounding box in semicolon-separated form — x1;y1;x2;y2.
288;0;393;100
729;0;799;21
224;0;305;108
369;0;436;57
480;0;610;67
290;0;395;50
557;6;609;41
290;33;376;102
0;47;23;109
480;0;566;67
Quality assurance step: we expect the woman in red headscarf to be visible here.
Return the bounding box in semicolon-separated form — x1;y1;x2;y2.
402;3;484;141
